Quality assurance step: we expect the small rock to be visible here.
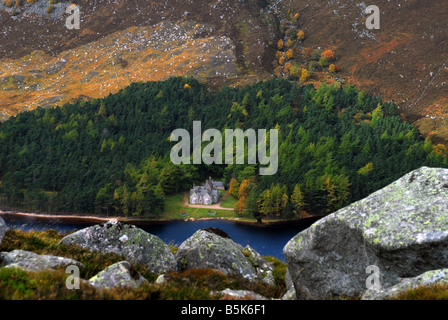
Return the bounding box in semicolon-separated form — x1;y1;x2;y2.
0;250;84;272
155;274;168;284
89;261;149;290
217;288;268;300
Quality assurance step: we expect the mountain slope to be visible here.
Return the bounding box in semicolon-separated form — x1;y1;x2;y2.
0;0;279;115
275;0;448;143
1;0;448;144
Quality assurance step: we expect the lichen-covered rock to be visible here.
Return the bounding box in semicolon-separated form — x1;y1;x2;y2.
217;288;268;300
0;249;84;272
281;269;297;300
59;220;176;274
362;268;448;300
176;228;264;282
0;216;6;246
89;261;149;290
242;245;274;285
284;167;448;300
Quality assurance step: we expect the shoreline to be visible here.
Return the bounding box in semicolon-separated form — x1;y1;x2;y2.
0;210;323;228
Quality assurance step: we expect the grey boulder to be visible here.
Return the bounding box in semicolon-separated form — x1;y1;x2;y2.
89;261;149;290
176;228;272;283
59;220;176;274
284;167;448;299
0;249;84;272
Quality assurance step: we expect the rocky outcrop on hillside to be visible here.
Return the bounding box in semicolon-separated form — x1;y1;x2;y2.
176;228;274;284
284;166;448;300
58;220;177;274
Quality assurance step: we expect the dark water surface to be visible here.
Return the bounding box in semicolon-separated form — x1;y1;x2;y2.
1;214;320;260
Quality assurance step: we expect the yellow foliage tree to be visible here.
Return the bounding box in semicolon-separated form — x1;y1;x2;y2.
229;178;238;196
284;62;293;75
299;68;310;82
297;30;305;41
286;39;293;48
328;64;340;73
277;39;284;50
237;179;250;199
289;65;301;79
358;162;374;175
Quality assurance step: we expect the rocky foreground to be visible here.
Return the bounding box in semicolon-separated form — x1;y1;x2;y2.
284;166;448;300
2;166;448;300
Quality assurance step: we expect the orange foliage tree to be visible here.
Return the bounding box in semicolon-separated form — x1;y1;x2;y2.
279;56;285;66
286;48;294;59
297;30;305;41
321;49;335;60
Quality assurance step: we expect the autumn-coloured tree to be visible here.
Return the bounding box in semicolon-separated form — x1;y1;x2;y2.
234;196;246;215
286;39;293;48
321;49;335;60
328;64;340;73
286;48;294;59
228;177;238;197
277;39;284;50
297;30;305;41
279;56;285;66
183;83;191;90
300;68;310;82
434;144;447;155
294;13;300;20
284;62;293;75
237;179;250;199
4;0;13;7
291;184;306;216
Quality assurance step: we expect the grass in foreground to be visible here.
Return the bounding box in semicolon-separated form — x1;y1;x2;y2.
389;283;448;300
